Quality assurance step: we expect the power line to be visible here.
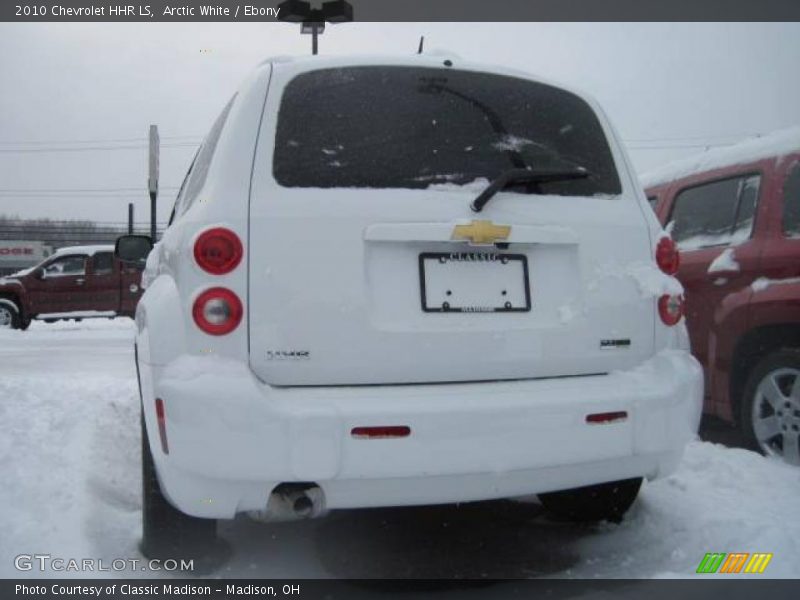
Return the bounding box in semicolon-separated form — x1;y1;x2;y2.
0;143;199;154
0;187;180;192
0;135;201;146
0;131;767;151
0;221;169;224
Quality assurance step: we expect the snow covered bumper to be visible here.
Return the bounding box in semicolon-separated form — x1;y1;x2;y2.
138;350;703;518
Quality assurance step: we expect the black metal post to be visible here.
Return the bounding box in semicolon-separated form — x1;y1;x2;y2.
128;203;134;235
312;23;319;55
149;192;157;241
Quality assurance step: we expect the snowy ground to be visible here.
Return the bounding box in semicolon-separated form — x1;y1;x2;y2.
1;319;799;579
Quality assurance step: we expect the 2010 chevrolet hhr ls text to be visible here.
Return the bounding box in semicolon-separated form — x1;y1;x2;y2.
116;54;703;557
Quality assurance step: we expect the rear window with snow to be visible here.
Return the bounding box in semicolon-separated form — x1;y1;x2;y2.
669;174;760;250
273;66;621;196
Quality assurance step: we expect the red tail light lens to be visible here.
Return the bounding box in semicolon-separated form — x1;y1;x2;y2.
658;294;684;326
194;228;243;275
656;237;680;275
192;287;243;335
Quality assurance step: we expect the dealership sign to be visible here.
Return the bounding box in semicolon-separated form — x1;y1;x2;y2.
0;240;49;266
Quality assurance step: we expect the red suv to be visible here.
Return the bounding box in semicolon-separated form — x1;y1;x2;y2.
644;127;800;465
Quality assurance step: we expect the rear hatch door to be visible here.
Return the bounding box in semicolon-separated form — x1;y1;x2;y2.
248;62;654;385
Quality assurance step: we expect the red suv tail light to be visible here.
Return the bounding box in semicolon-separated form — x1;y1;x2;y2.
192;287;243;335
658;294;684;326
655;237;680;275
194;228;243;275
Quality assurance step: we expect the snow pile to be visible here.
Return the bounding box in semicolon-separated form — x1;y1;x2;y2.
572;441;800;578
752;276;800;293
51;245;114;258
160;353;249;383
676;228;751;252
493;134;536;152
428;177;491;193
0;320;140;579
641;126;800;189
707;248;740;274
140;242;161;289
591;262;683;298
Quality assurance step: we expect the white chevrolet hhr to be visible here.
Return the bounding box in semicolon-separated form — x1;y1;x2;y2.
117;54;703;558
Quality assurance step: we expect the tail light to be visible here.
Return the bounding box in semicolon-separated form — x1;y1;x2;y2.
656;237;680;275
658;294;684;326
194;228;243;275
192;287;243;335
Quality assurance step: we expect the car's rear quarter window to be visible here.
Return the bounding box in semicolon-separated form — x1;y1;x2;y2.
273;66;622;197
668;174;761;250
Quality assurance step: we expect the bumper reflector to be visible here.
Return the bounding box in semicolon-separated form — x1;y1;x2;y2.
586;411;628;424
351;426;411;439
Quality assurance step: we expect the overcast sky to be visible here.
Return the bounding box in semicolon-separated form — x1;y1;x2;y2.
0;22;799;224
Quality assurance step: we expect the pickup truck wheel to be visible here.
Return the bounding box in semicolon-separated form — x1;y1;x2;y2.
140;412;218;560
741;349;800;466
0;302;20;329
538;477;642;523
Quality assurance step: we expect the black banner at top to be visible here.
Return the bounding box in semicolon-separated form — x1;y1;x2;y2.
2;0;800;22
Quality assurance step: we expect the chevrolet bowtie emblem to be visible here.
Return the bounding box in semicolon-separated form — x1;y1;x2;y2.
451;220;511;245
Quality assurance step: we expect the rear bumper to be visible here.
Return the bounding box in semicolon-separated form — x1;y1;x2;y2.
138;350;702;518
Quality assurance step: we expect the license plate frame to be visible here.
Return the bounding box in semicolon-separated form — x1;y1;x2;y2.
418;252;532;313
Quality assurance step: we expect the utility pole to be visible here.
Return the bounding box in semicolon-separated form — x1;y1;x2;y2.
278;0;353;55
148;125;159;242
310;21;321;55
128;203;134;235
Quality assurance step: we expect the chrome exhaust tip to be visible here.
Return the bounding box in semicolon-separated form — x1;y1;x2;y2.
248;483;326;522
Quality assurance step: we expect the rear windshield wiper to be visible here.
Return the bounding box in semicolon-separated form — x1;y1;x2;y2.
471;167;590;212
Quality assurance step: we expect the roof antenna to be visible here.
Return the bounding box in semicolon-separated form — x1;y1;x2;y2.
417;36;425;54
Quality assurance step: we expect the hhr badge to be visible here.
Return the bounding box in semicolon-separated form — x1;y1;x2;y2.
267;350;310;361
451;220;511;245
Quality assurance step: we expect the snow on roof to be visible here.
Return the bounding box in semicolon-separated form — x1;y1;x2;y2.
640;126;800;189
52;244;114;257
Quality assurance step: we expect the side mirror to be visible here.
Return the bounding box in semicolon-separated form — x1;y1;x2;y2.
115;235;153;264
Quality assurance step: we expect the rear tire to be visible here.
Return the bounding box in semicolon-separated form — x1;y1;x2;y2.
0;301;21;330
538;478;642;523
140;411;218;560
740;349;800;466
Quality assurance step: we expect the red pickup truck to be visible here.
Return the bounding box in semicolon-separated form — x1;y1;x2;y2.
0;244;143;330
644;127;800;465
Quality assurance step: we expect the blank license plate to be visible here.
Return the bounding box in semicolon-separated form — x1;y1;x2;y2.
419;252;531;313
